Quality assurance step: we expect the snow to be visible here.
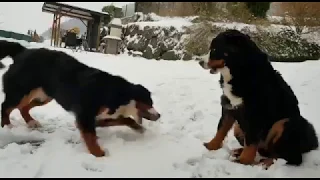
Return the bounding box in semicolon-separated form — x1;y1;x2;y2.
213;22;257;32
211;22;300;34
57;2;109;15
102;35;122;41
267;15;284;23
0;26;320;177
127;13;196;32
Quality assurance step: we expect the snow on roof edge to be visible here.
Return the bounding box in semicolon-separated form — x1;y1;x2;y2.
57;2;109;15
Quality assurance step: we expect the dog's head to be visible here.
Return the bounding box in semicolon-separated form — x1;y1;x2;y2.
131;84;161;121
199;29;261;74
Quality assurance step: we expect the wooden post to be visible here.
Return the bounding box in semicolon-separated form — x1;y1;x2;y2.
55;14;58;47
53;14;57;47
95;16;102;52
125;5;127;17
56;13;61;47
54;15;57;47
87;21;92;51
50;14;56;46
53;14;59;47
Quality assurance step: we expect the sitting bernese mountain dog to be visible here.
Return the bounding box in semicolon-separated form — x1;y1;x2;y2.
0;40;161;157
199;29;318;167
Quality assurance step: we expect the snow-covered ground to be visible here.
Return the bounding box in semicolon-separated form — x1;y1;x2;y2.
0;38;319;178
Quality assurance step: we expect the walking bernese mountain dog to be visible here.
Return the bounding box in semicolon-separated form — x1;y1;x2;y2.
0;40;161;157
199;29;318;167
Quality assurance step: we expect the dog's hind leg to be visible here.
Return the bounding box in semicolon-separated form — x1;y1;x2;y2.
18;98;52;128
1;92;26;128
270;119;303;166
12;88;52;128
280;150;303;166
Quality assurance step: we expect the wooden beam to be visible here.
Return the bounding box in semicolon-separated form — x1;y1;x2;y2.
43;2;109;19
87;21;92;51
96;16;102;51
80;19;87;27
50;14;56;46
54;14;57;47
53;14;56;47
44;3;91;17
56;13;61;47
53;8;61;47
54;15;56;47
43;8;93;20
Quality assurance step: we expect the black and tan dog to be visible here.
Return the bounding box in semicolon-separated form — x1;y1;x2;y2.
209;95;299;168
199;30;318;166
0;40;161;157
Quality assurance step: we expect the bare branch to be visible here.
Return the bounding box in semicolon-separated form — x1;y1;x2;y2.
279;2;320;34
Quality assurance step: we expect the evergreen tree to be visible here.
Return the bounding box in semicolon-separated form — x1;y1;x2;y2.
245;2;271;18
102;4;124;19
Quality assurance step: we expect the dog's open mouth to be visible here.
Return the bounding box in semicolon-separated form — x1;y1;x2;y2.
210;68;218;74
138;109;161;121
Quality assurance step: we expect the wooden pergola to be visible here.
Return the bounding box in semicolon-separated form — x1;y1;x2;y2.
42;2;110;51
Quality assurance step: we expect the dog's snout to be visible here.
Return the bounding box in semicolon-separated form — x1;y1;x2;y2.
149;113;160;121
153;113;161;120
199;60;210;70
199;61;204;67
148;108;161;121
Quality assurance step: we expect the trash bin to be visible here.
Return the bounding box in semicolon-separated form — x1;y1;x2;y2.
102;36;121;54
103;18;122;55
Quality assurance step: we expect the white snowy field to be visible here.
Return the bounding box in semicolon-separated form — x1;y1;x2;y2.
0;38;319;178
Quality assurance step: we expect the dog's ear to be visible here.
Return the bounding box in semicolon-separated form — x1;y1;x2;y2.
225;33;253;54
131;84;153;106
228;45;239;53
132;84;144;92
131;84;151;98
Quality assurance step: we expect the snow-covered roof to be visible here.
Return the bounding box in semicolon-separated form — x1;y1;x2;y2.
57;2;109;15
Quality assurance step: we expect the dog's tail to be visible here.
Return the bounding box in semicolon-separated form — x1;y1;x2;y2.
0;40;26;69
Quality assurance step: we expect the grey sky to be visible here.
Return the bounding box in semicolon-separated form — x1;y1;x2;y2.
0;2;132;34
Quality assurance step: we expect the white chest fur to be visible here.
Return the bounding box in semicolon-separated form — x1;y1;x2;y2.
95;100;139;122
219;67;243;107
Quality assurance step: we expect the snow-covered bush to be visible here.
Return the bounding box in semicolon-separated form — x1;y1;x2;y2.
121;13;320;62
184;21;320;62
121;13;194;61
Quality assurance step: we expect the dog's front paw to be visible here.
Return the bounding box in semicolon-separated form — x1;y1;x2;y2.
231;148;243;157
135;126;146;134
91;147;107;158
4;124;14;129
27;120;42;128
235;146;257;165
203;140;222;151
